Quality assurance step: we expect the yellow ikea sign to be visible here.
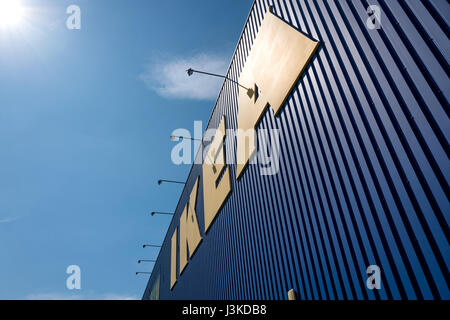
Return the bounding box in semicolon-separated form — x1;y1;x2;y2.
170;11;319;289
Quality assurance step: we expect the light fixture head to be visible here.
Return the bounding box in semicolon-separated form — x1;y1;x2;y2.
186;68;194;76
247;88;254;99
157;179;162;185
151;212;155;216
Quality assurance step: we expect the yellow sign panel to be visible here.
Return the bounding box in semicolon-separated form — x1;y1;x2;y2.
236;11;319;178
171;118;231;290
169;10;319;290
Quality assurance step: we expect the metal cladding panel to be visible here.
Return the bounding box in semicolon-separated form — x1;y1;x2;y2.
143;0;449;300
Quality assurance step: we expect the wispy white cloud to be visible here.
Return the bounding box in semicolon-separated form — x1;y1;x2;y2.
0;216;19;224
140;53;229;100
26;292;138;300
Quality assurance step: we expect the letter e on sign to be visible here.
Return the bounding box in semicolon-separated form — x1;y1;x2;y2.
203;116;232;233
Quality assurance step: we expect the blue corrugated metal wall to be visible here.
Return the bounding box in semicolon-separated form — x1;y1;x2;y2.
144;0;449;300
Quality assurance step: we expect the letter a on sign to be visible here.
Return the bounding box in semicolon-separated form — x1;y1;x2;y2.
236;11;320;178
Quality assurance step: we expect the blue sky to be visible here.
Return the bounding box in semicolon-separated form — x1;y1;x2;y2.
0;0;252;299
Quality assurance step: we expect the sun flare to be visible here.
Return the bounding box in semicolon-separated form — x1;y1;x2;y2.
0;0;25;28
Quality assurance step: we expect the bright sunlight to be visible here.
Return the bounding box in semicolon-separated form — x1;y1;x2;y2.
0;0;25;28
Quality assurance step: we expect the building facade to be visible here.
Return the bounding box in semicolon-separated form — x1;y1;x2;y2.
143;0;449;300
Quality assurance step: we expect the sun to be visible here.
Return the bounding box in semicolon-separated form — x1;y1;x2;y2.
0;0;25;28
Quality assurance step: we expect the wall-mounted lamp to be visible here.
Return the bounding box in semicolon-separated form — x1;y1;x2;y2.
138;259;156;264
170;135;202;142
136;272;152;275
157;179;185;186
186;68;254;99
150;211;174;216
170;134;217;172
142;244;162;248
